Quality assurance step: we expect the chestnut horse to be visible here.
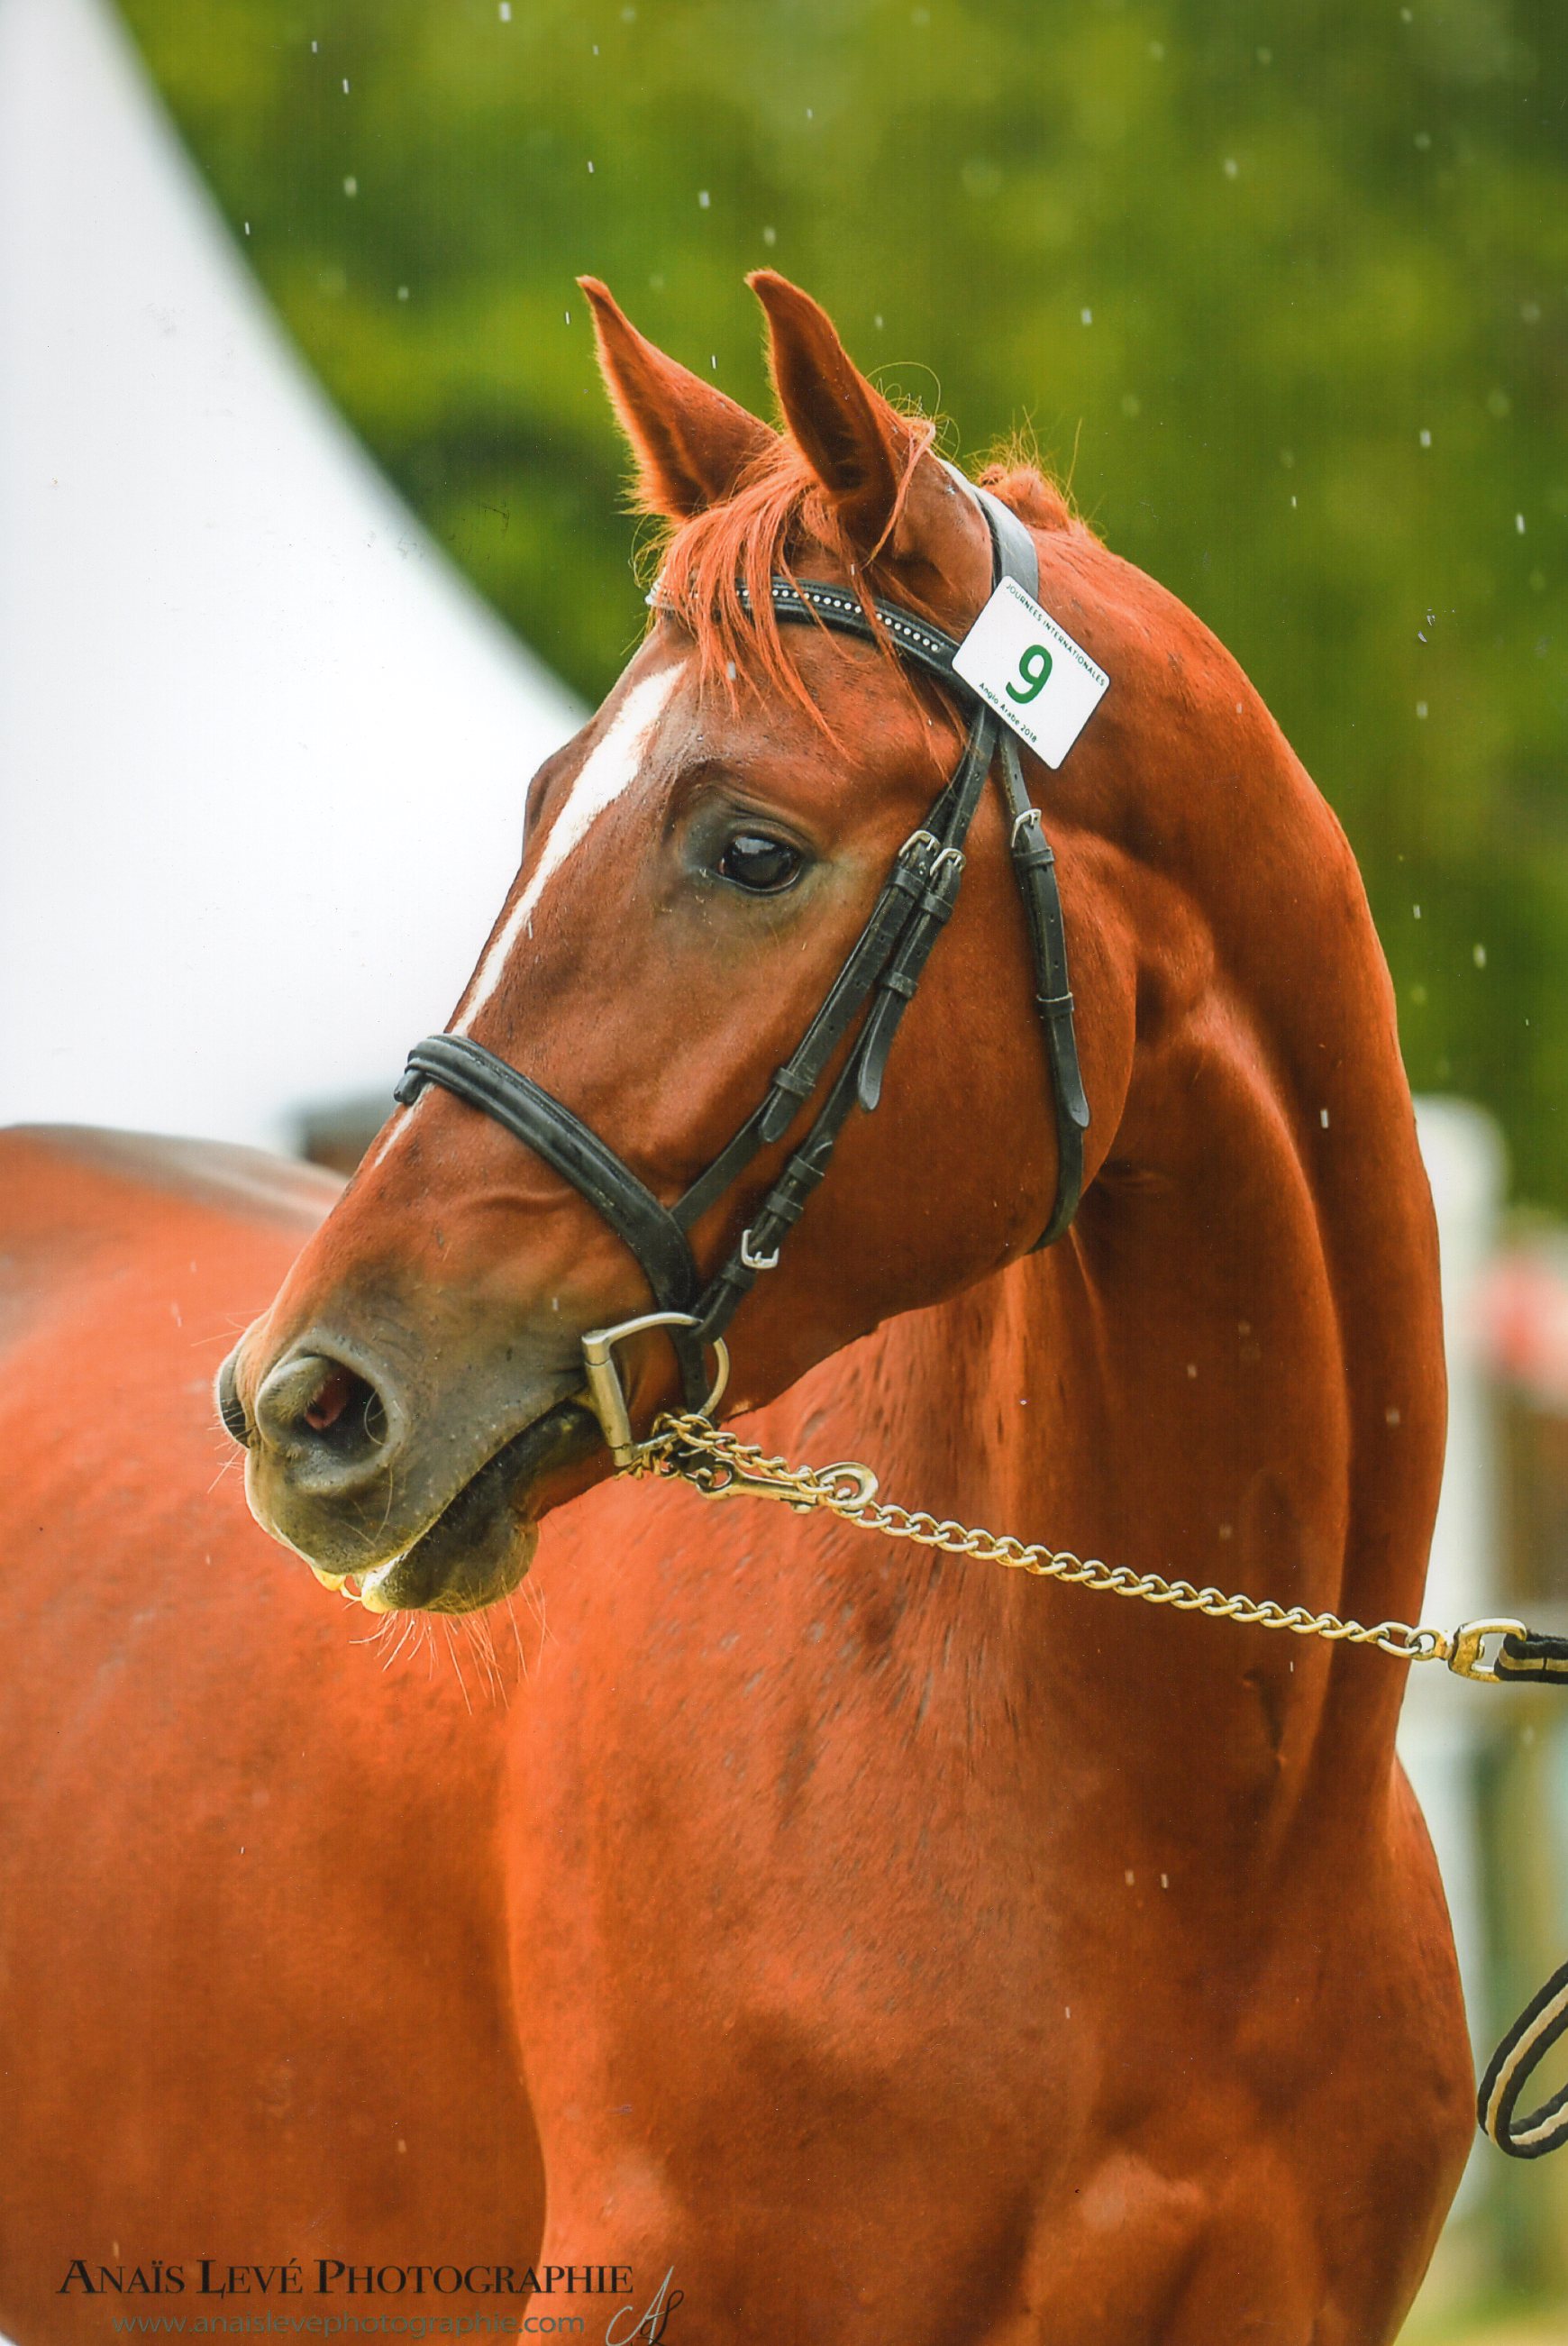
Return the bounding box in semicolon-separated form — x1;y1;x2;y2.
1;274;1471;2342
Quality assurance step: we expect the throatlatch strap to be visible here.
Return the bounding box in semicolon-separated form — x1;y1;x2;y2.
995;735;1089;1247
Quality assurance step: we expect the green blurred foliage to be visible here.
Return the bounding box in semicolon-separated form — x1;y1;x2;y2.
117;0;1568;1203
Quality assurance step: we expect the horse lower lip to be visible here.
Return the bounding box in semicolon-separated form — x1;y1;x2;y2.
319;1397;600;1614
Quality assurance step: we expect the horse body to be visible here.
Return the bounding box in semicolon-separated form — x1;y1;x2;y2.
1;274;1474;2341
0;1131;541;2345
498;722;1469;2336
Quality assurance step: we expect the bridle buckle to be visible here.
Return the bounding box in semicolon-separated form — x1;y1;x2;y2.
579;1311;731;1468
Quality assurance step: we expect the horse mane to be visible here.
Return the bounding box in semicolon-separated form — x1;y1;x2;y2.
639;422;1083;719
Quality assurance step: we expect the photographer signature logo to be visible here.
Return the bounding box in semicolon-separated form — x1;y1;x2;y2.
604;2270;681;2344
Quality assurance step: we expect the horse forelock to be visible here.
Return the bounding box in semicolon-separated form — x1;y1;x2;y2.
643;425;1080;721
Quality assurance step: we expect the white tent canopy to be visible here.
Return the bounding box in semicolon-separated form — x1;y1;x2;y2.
0;0;582;1152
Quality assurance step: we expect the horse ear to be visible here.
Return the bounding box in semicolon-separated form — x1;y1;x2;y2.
748;270;929;556
579;278;775;518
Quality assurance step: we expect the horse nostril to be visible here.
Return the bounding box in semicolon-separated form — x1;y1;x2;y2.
215;1346;251;1445
303;1370;359;1436
255;1350;393;1468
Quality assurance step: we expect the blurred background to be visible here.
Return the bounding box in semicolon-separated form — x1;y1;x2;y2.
5;0;1568;2331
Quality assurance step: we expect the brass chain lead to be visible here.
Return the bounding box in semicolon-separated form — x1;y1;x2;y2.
634;1412;1464;1667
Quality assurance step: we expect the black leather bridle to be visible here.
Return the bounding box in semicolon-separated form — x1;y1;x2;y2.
393;473;1089;1459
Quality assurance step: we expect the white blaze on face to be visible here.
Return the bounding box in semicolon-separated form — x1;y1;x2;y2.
365;660;680;1173
452;659;681;1037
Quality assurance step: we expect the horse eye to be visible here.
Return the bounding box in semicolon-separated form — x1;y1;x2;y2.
716;832;803;894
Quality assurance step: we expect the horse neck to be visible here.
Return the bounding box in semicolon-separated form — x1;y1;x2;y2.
770;746;1445;1853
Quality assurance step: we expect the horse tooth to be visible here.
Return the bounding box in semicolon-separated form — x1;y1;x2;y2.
309;1564;347;1592
358;1560;401;1613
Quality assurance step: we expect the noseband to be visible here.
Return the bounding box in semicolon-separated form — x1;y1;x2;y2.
393;474;1089;1458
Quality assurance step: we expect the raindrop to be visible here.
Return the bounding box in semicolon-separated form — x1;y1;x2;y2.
342;77;350;94
243;220;251;236
1419;428;1432;448
1416;702;1427;719
1522;301;1542;324
1149;40;1165;59
1320;1108;1330;1129
587;160;595;174
698;189;711;209
1414;131;1431;151
1161;1873;1170;1888
1418;631;1427;644
1517;513;1527;534
1257;47;1272;64
1080;307;1093;325
710;354;717;370
397;286;409;301
807;107;814;121
874;313;884;329
498;0;511;16
762;225;777;245
1290;494;1298;507
311;39;318;51
343;175;357;196
1386;1407;1402;1427
1414;904;1422;917
1125;1869;1135;1885
1223;157;1238;178
1473;944;1487;968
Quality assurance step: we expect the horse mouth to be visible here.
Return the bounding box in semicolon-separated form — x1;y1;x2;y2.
315;1398;602;1616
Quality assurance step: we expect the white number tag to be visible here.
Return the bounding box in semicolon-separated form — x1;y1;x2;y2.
952;577;1109;769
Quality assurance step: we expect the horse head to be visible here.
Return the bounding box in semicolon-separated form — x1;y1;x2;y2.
219;272;1239;1612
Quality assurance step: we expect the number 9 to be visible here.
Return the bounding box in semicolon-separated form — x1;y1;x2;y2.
1007;644;1053;705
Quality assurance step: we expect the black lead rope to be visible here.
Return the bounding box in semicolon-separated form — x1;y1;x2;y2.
1475;1626;1568;2156
395;472;1089;1413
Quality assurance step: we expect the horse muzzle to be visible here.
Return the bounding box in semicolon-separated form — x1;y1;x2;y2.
216;1330;599;1613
